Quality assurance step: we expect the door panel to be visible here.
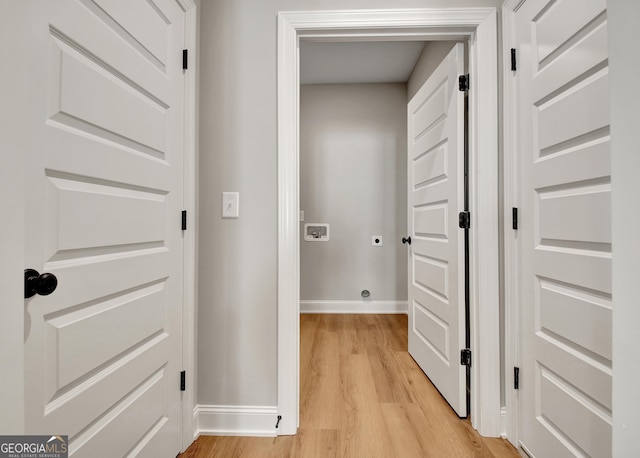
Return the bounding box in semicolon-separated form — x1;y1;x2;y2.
88;0;171;66
407;43;466;417
44;174;166;255
24;1;185;456
50;38;168;153
516;0;611;456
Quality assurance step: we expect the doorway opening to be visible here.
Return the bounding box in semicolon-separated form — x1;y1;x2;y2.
298;40;418;316
298;40;471;420
277;8;500;437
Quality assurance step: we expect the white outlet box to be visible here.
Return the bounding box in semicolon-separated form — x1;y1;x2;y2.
372;236;382;246
222;192;239;218
304;223;329;241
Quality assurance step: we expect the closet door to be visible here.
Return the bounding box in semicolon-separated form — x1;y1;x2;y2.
516;0;612;456
407;43;467;417
23;1;186;455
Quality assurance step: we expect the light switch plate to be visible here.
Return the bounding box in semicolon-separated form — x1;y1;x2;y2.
222;192;239;218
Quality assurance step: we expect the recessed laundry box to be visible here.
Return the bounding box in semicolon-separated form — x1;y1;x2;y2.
304;223;330;241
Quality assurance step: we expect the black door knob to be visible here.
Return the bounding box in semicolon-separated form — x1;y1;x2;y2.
402;236;412;245
24;269;58;299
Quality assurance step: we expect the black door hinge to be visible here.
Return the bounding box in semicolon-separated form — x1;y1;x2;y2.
458;211;470;229
510;48;517;72
180;370;186;391
182;210;187;230
275;415;282;428
514;367;520;390
512;207;518;230
460;349;472;367
458;74;470;92
182;49;188;70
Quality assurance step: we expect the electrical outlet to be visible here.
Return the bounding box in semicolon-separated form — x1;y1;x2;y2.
372;236;382;246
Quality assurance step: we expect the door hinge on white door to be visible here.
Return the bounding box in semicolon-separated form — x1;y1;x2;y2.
182;49;188;70
510;48;517;72
458;211;471;229
514;367;520;390
180;371;186;391
458;74;470;92
460;349;471;367
181;210;187;230
512;207;518;230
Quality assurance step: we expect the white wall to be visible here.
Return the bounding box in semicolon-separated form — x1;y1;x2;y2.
197;0;502;409
300;83;407;303
610;1;640;455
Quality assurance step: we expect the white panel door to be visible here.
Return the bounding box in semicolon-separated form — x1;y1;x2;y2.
516;0;611;456
23;1;186;456
407;44;466;417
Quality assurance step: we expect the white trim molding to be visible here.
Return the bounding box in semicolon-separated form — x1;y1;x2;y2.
300;301;408;314
277;8;500;438
501;0;526;448
194;405;278;438
277;10;301;437
181;0;198;451
465;7;501;438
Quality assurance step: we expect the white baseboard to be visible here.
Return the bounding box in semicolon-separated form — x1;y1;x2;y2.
300;300;408;314
500;406;507;438
194;404;278;437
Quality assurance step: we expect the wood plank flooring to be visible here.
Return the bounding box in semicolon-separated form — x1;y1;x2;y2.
181;314;519;457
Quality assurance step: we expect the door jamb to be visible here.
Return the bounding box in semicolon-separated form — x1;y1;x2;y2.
179;0;198;451
277;8;501;437
501;0;526;447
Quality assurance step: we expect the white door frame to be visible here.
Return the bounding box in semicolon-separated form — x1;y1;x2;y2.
277;8;501;437
501;0;525;447
0;1;198;451
180;0;198;450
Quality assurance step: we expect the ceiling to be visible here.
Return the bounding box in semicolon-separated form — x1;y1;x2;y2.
300;41;427;85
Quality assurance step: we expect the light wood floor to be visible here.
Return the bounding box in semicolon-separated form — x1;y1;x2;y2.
181;314;519;457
